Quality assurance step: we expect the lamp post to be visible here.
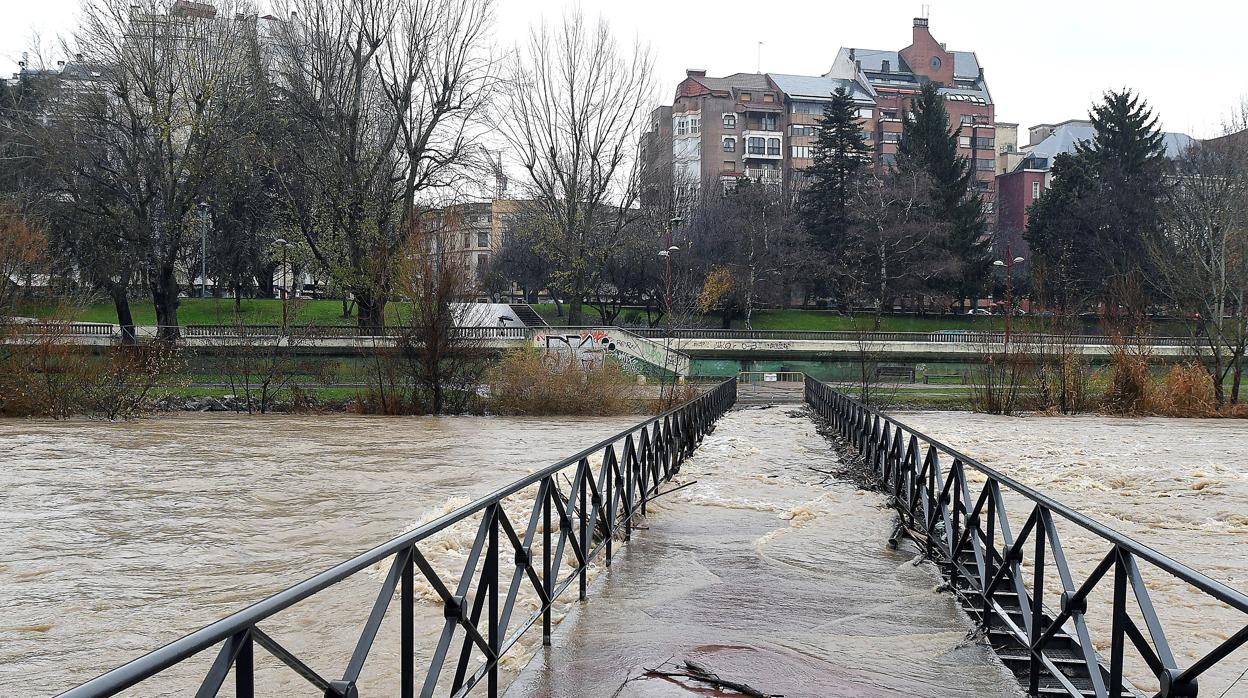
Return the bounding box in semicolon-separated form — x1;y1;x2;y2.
993;246;1025;345
659;215;683;318
274;238;291;333
198;201;209;298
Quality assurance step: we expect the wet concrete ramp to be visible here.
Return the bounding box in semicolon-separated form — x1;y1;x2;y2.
505;407;1020;697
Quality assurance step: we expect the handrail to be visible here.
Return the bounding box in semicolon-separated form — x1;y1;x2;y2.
59;379;738;698
629;327;1193;346
805;376;1248;697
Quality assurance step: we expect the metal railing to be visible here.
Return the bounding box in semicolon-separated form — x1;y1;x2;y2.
628;327;1192;346
60;379;737;698
2;321;115;336
805;376;1248;698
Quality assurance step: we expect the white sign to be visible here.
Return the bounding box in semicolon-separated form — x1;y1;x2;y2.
764;373;778;382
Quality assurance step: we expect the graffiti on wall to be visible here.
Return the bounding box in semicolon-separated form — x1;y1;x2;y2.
535;331;617;372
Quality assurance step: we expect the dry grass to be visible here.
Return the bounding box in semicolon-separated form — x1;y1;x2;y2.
486;349;637;416
1152;364;1218;417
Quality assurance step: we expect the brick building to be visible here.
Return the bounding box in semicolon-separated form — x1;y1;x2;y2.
643;17;997;216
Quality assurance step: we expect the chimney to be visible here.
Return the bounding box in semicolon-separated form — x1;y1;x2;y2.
881;60;890;73
913;16;931;46
855;60;861;72
57;60;65;67
686;68;707;78
848;48;855;61
75;53;83;62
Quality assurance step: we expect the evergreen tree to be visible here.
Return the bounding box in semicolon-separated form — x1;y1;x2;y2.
1026;89;1167;311
897;82;988;305
802;87;870;253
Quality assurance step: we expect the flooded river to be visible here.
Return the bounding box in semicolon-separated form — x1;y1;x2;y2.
0;414;639;695
897;411;1248;696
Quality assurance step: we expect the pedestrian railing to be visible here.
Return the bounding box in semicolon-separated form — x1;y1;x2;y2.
805;376;1248;698
58;379;737;698
629;327;1192;346
2;321;115;337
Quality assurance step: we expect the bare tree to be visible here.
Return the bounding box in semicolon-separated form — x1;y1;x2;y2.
500;9;654;326
840;168;954;328
51;0;261;338
1150;107;1248;405
269;0;496;331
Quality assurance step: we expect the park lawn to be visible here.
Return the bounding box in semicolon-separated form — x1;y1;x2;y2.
531;302;1007;332
13;298;410;326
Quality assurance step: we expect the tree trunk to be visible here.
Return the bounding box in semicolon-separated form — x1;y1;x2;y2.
356;289;386;334
567;296;583;326
109;284;136;345
234;286;242;314
151;264;181;340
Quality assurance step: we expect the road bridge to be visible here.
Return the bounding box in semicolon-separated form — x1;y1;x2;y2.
42;377;1248;697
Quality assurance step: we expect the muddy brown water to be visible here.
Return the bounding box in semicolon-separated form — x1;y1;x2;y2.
0;414;640;696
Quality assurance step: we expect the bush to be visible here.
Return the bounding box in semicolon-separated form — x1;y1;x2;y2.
1102;346;1153;415
1153;364;1218;417
486;349;636;416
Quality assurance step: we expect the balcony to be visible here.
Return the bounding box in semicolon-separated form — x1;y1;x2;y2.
744;167;782;186
743;130;783;160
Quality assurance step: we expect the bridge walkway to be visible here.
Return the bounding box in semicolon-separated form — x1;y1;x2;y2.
504;407;1020;698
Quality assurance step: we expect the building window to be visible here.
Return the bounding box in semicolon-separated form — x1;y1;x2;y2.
476;254;489;279
959;136;971;148
767;138;781;156
882;132;901;143
861;130;872;141
763;93;774;103
976;158;994;171
882;109;898;119
477;230;490;248
746;137;765;155
960;115;973;125
1032;181;1042;199
974;136;994;148
740;92;752;102
722;160;736;172
857;107;873;118
723;113;736;129
880;153;897;167
761;114;777;131
723;137;736;152
675;118;686;136
792;102;821;114
790;124;817;137
689;116;700;135
791;145;813;159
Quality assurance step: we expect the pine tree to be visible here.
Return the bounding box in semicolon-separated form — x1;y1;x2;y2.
1027;89;1168;312
897;82;988;305
1081;89;1168;293
802;87;870;253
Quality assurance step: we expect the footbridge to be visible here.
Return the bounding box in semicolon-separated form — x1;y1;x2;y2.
48;377;1248;697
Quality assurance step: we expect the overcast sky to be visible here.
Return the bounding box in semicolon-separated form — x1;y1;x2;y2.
4;0;1245;141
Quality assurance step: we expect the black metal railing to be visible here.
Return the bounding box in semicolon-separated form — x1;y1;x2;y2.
805;376;1248;698
59;379;737;698
629;328;1191;346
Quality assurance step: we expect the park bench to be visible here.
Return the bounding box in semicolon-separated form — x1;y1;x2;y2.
875;365;916;382
923;371;966;385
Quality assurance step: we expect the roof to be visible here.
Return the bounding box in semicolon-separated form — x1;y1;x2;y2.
690;72;772;93
952;51;980;79
1022;121;1196;168
766;73;873;102
847;48;901;73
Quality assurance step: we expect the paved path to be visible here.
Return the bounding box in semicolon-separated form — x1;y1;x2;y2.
505;407;1020;698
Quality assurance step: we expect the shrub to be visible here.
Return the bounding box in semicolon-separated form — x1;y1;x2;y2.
1153;364;1217;417
486;349;636;416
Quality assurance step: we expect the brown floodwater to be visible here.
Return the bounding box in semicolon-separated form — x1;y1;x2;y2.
896;411;1248;696
0;413;640;696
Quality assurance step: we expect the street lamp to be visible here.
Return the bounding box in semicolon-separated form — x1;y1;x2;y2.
661;215;683;320
993;249;1026;345
197;201;210;298
273;238;292;333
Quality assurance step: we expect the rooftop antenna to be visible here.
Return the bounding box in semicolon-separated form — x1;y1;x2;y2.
921;4;930;18
757;41;762;73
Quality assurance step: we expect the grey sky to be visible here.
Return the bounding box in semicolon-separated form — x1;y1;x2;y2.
5;0;1245;140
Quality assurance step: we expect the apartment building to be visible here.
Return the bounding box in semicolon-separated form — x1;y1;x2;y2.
644;17;997;216
426;199;525;297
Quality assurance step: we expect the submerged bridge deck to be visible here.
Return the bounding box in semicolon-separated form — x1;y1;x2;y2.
505;407;1017;697
54;377;1248;698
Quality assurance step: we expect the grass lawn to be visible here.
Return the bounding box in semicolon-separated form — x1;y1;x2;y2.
13;298;408;326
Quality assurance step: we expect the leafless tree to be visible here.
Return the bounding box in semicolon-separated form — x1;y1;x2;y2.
268;0;496;331
1150;106;1248;404
52;0;261;338
499;9;654;326
840;168;955;328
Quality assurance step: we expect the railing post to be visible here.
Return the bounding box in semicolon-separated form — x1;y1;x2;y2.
401;546;414;698
236;630;254;698
1109;548;1127;698
487;504;499;697
542;479;552;646
981;490;996;631
1028;517;1046;695
579;468;588;602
